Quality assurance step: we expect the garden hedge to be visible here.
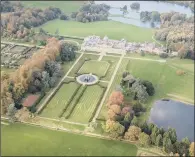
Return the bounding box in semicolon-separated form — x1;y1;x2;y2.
37;81;64;114
58;84;82;118
88;85;107;122
65;85;87;119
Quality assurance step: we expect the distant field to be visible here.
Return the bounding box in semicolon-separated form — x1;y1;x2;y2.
1;123;137;156
22;1;84;14
35;20;154;42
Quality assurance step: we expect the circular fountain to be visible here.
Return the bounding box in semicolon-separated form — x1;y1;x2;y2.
76;73;99;85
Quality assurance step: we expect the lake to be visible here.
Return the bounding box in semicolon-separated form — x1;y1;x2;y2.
148;100;194;141
95;1;194;28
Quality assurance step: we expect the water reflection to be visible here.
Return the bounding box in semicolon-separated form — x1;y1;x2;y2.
148;100;194;141
96;1;194;28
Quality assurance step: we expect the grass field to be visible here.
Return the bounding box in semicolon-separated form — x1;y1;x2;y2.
1;123;137;156
98;56;194;121
101;56;120;81
78;60;110;77
68;53;99;77
22;1;84;14
40;82;79;119
35;20;154;42
69;85;104;123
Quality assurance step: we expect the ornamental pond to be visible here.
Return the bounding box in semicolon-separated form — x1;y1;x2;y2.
148;100;194;141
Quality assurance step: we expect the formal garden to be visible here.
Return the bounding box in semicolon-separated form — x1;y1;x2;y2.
1;1;194;156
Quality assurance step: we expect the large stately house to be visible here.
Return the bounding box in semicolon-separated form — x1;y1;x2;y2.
81;35;178;56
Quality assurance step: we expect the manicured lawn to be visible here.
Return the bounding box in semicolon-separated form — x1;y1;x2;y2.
62;85;85;119
69;85;104;123
78;60;110;77
40;82;79;119
22;1;84;14
35;20;154;42
126;59;194;121
1;123;137;156
68;53;99;77
101;56;120;81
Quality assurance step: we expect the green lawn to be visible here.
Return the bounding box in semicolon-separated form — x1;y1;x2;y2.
101;56;120;81
22;1;84;14
98;57;194;121
35;20;154;42
40;82;79;119
1;123;137;156
78;60;110;77
126;59;194;121
68;53;99;77
69;85;104;123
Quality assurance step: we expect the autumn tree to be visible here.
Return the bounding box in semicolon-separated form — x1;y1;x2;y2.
104;119;125;139
189;142;194;156
139;132;151;147
107;91;124;107
124;125;141;141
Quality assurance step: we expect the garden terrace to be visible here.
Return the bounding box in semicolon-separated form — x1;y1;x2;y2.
1;44;39;68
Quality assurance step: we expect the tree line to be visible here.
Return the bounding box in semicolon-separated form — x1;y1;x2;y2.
70;2;110;23
154;12;194;60
1;38;78;117
1;6;61;41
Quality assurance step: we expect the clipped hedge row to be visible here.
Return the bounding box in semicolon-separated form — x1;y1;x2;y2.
37;81;64;114
99;62;111;80
65;85;87;119
88;85;107;122
75;58;91;76
58;84;82;118
28;92;45;113
96;117;106;122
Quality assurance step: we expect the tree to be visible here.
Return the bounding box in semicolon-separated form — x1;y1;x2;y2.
163;137;173;153
130;80;149;103
6;103;17;123
139;132;151;147
151;11;161;22
71;12;78;18
60;41;78;62
130;2;140;10
141;80;155;96
104;119;125;139
124;125;141;141
60;14;69;20
107;91;124;107
155;134;163;147
131;116;139;126
189;142;194;156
